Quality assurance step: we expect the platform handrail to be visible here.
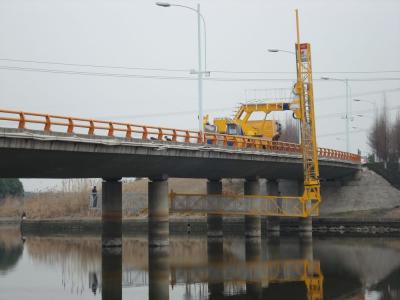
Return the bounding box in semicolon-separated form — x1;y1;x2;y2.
0;108;361;162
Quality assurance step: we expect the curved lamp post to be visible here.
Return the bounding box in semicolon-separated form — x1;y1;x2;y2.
156;2;207;132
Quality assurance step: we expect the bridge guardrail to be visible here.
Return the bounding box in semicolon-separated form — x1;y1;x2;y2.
0;108;361;163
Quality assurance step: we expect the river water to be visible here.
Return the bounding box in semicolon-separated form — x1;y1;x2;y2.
0;226;399;300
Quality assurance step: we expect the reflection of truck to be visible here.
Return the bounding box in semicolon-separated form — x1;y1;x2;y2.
204;101;299;141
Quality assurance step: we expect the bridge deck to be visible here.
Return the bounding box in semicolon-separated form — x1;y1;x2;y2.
0;128;360;179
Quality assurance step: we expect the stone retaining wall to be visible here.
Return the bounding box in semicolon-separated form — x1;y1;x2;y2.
19;217;400;237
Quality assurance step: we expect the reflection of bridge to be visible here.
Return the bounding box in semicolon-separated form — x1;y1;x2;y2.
120;259;323;300
20;234;400;300
121;260;321;285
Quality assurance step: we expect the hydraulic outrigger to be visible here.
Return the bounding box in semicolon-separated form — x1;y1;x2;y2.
170;9;321;218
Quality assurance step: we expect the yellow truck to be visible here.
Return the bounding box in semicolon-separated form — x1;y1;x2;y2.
204;101;300;141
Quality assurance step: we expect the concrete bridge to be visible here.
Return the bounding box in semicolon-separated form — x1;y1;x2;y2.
0;109;361;247
0;128;359;179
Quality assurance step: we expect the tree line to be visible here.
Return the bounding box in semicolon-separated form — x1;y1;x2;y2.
368;111;400;162
0;179;24;199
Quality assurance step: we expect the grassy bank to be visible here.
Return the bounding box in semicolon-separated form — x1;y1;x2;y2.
0;179;97;219
0;178;216;219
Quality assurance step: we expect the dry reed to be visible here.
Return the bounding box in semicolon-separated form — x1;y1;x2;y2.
0;178;243;219
0;179;101;219
0;226;22;250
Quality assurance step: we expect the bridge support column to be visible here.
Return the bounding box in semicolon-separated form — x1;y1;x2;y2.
295;180;313;237
149;246;170;300
266;179;280;236
245;237;263;298
299;234;313;261
266;235;281;261
244;178;261;238
207;179;223;238
102;246;122;300
299;217;313;238
208;237;224;299
102;178;122;248
148;176;169;247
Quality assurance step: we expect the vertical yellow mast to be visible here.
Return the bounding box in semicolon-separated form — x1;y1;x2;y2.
294;9;321;216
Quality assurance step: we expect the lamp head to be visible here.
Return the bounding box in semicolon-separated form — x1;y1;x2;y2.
156;2;171;7
267;49;279;53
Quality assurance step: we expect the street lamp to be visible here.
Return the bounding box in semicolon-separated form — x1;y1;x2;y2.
267;49;295;55
267;48;301;142
321;77;351;152
156;2;207;132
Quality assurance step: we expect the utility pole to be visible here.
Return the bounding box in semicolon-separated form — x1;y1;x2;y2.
197;3;204;133
345;79;350;153
383;92;388;167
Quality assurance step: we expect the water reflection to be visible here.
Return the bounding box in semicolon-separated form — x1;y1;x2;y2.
245;238;262;299
207;238;224;299
1;227;400;300
0;227;24;274
102;247;122;300
149;247;169;300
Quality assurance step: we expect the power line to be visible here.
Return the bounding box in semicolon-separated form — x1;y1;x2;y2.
244;88;400;104
316;88;400;102
317;105;400;119
0;58;190;73
211;69;400;75
99;103;400;121
0;66;195;81
1;57;399;75
318;129;367;138
1;65;400;82
99;107;231;119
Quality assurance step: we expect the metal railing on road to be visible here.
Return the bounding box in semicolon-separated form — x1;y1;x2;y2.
0;108;360;162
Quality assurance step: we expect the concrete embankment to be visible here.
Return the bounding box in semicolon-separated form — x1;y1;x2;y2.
18;217;400;237
320;167;400;215
0;218;20;226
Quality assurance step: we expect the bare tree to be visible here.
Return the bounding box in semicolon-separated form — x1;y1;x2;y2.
390;111;400;161
368;110;390;162
280;117;299;143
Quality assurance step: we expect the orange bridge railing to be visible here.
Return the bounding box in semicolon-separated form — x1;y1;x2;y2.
0;109;361;163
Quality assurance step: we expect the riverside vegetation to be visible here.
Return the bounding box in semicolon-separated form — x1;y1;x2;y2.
0;178;212;219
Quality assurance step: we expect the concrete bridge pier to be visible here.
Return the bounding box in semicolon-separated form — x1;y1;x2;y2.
149;246;170;300
207;237;224;299
102;178;122;248
299;235;314;281
148;176;169;247
245;237;263;298
265;179;280;236
299;235;313;261
265;235;281;261
296;181;313;237
102;246;122;300
299;217;313;238
207;179;223;238
244;178;261;238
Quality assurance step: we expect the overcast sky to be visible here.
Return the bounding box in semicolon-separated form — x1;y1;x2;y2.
0;0;399;191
